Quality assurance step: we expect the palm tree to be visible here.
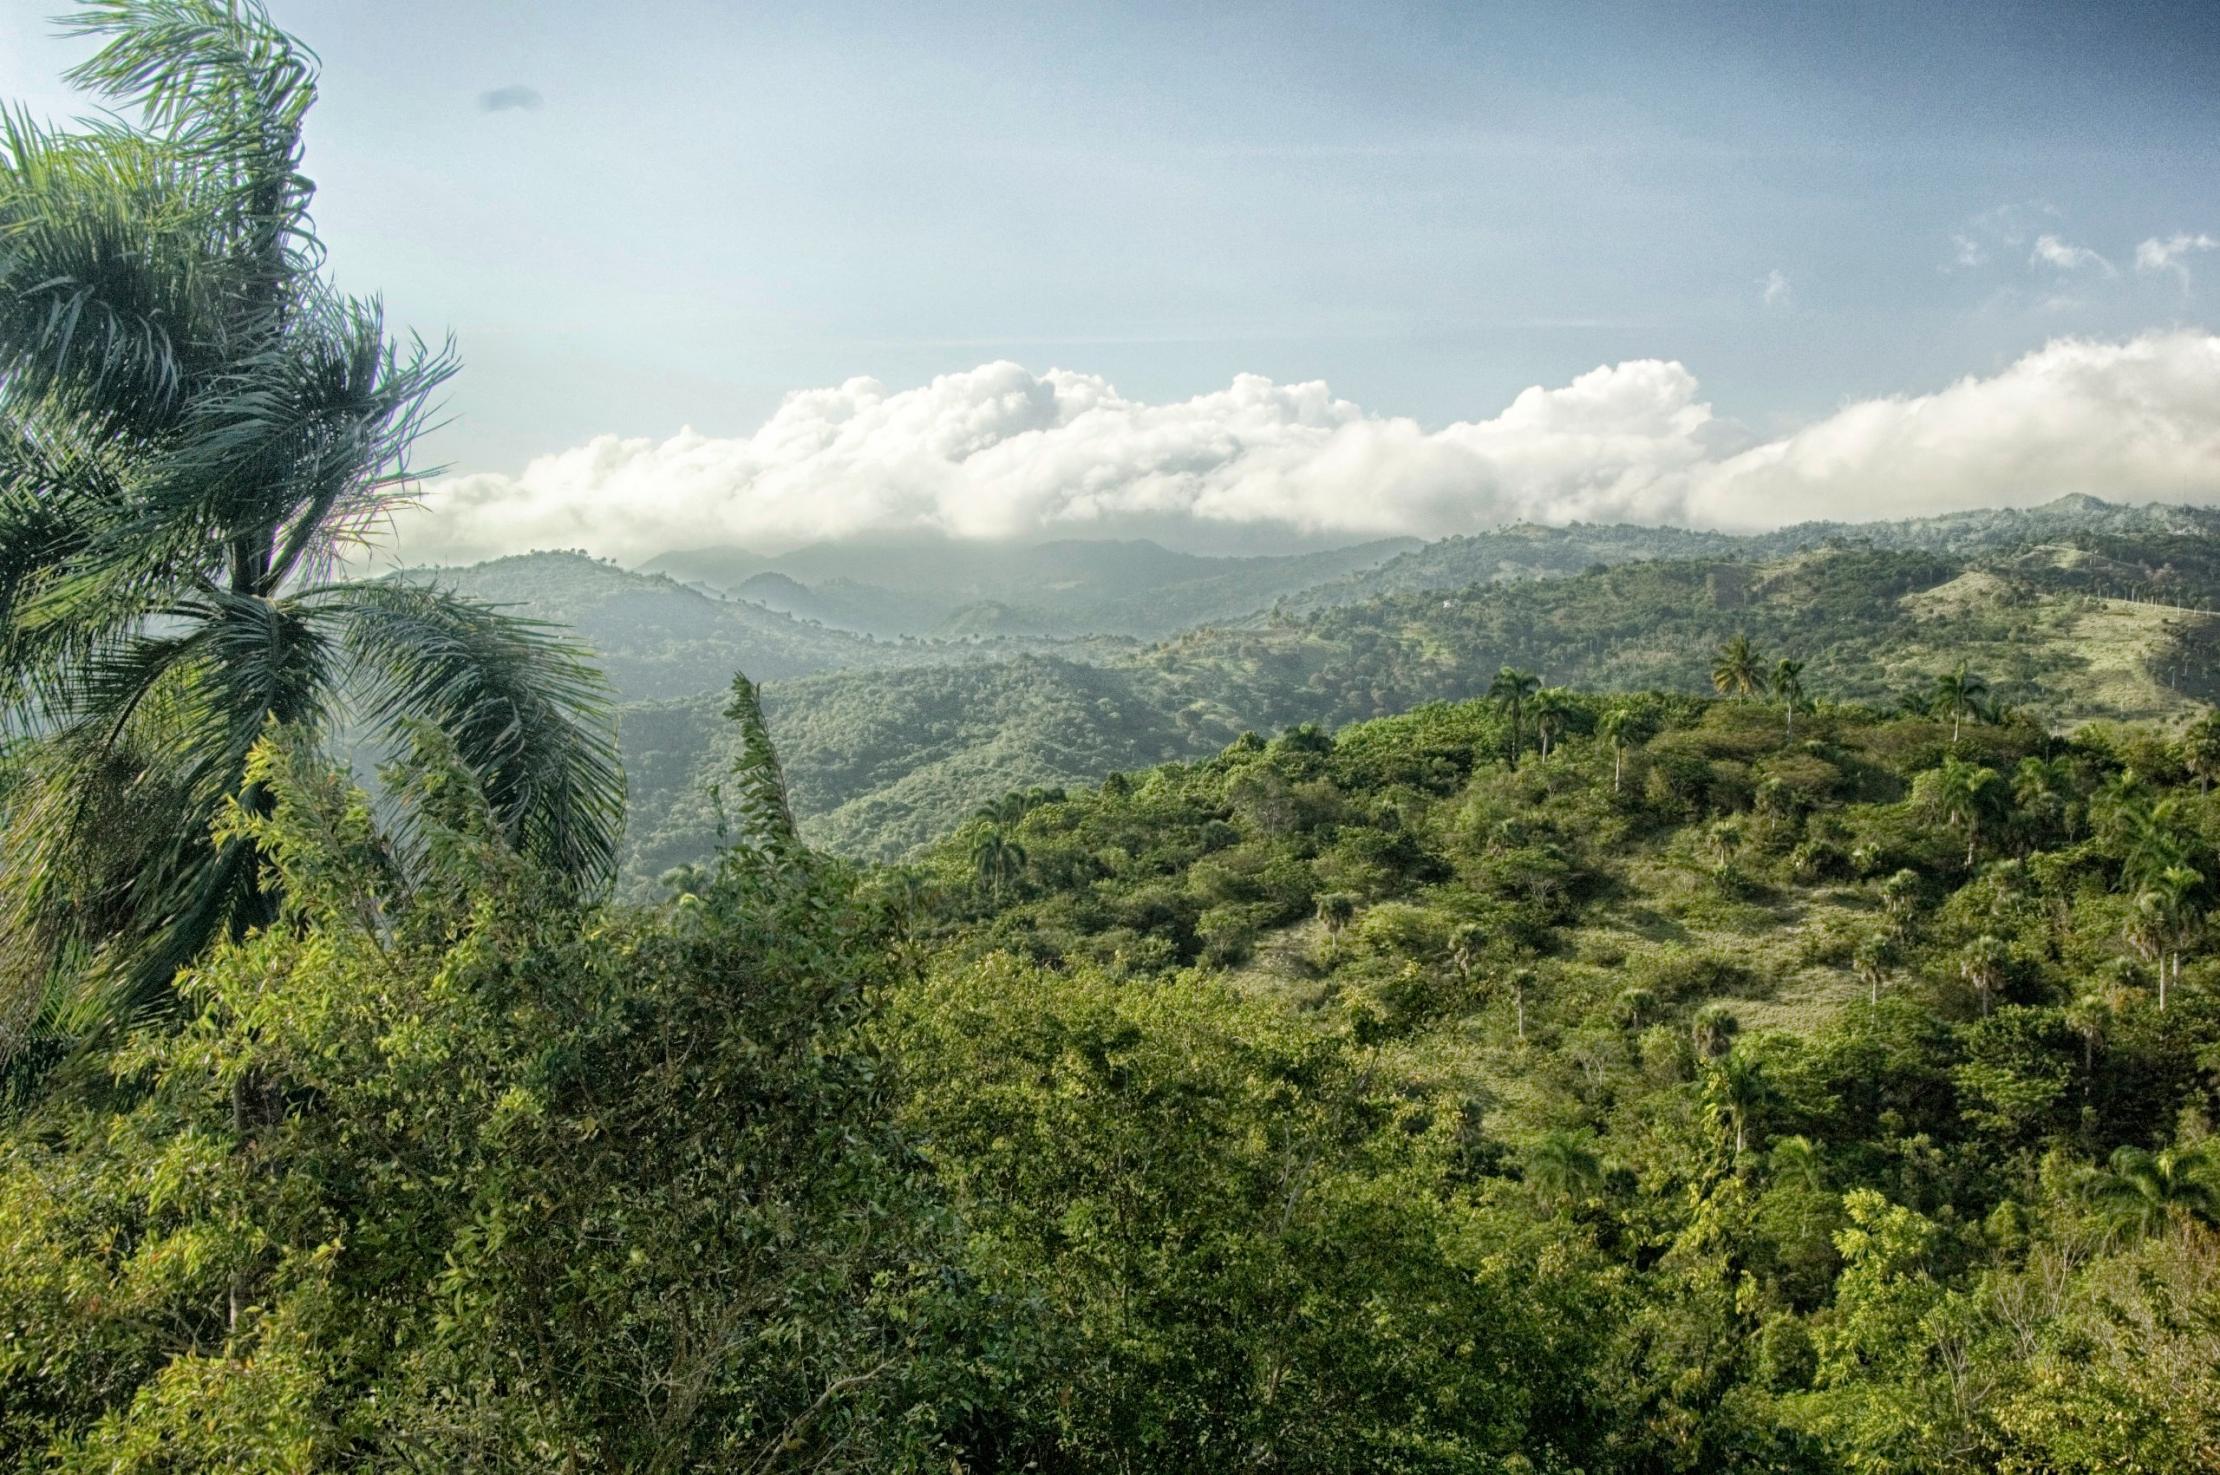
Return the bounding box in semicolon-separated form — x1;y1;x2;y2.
1595;704;1643;794
969;827;1027;905
1702;1049;1767;1162
0;3;622;1053
2063;978;2127;1075
2012;755;2074;846
1528;687;1571;759
2182;712;2220;794
1771;657;1807;736
1768;1134;1825;1194
1448;922;1486;984
1853;934;1894;1012
1488;666;1540;769
1879;868;1924;934
1691;1002;1740;1061
1917;756;2004;868
2130;863;2202;1011
723;675;798;861
1524;1128;1603;1211
1614;984;1656;1030
1711;634;1763;702
1958;934;2009;1016
2084;1143;2220;1240
1931;663;1988;744
1502;966;1536;1043
1315;891;1357;961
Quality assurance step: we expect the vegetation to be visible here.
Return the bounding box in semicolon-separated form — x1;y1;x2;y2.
0;1;620;1075
8;6;2220;1472
611;533;2220;875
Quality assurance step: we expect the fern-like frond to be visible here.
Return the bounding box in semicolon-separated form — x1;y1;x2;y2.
311;580;624;890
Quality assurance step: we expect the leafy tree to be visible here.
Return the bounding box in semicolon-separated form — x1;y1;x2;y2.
1711;633;1763;701
1487;665;1539;768
721;672;799;861
0;0;621;1056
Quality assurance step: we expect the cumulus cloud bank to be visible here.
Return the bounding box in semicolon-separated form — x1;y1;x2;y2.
390;331;2220;564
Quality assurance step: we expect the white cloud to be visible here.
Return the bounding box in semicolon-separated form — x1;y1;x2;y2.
2031;234;2116;276
1949;233;1986;269
2136;232;2218;287
1760;268;1792;307
386;331;2220;562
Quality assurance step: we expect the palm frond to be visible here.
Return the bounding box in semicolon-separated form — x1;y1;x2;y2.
311;580;624;890
58;0;320;267
0;107;224;436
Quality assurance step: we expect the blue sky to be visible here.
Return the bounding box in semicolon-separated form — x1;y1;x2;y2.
6;1;2220;555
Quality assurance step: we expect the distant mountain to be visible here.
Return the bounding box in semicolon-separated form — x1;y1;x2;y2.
1282;496;2220;614
642;534;1419;638
389;552;923;701
614;527;2220;878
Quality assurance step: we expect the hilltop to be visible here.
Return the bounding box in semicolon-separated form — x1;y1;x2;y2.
615;531;2220;877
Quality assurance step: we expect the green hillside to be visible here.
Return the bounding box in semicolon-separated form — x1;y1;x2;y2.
1286;495;2220;613
613;533;2220;878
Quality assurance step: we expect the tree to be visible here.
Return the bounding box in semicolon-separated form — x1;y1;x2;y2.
1916;757;2004;868
1449;922;1486;984
1488;666;1540;768
1853;934;1894;1012
1879;869;1924;934
0;3;622;1057
1930;663;1988;744
1958;934;2008;1016
971;826;1027;905
2083;1143;2220;1240
1615;984;1656;1030
1500;966;1536;1043
1691;1002;1740;1061
1529;686;1572;759
1771;657;1808;736
2012;754;2074;845
1702;1049;1767;1162
1711;634;1763;701
1524;1129;1602;1211
1316;891;1357;961
722;674;799;863
2183;711;2220;794
2129;863;2202;1010
1596;704;1645;794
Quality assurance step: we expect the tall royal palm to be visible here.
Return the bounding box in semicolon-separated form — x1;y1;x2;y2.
1488;665;1539;768
0;2;622;1049
1770;657;1806;736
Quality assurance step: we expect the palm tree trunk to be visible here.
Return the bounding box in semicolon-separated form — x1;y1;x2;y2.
1613;746;1623;793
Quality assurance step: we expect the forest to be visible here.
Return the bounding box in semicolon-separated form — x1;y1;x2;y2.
6;4;2220;1473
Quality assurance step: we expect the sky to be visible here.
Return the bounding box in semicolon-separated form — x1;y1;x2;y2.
5;0;2220;561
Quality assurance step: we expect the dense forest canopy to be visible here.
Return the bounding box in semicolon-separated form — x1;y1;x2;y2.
7;5;2220;1474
